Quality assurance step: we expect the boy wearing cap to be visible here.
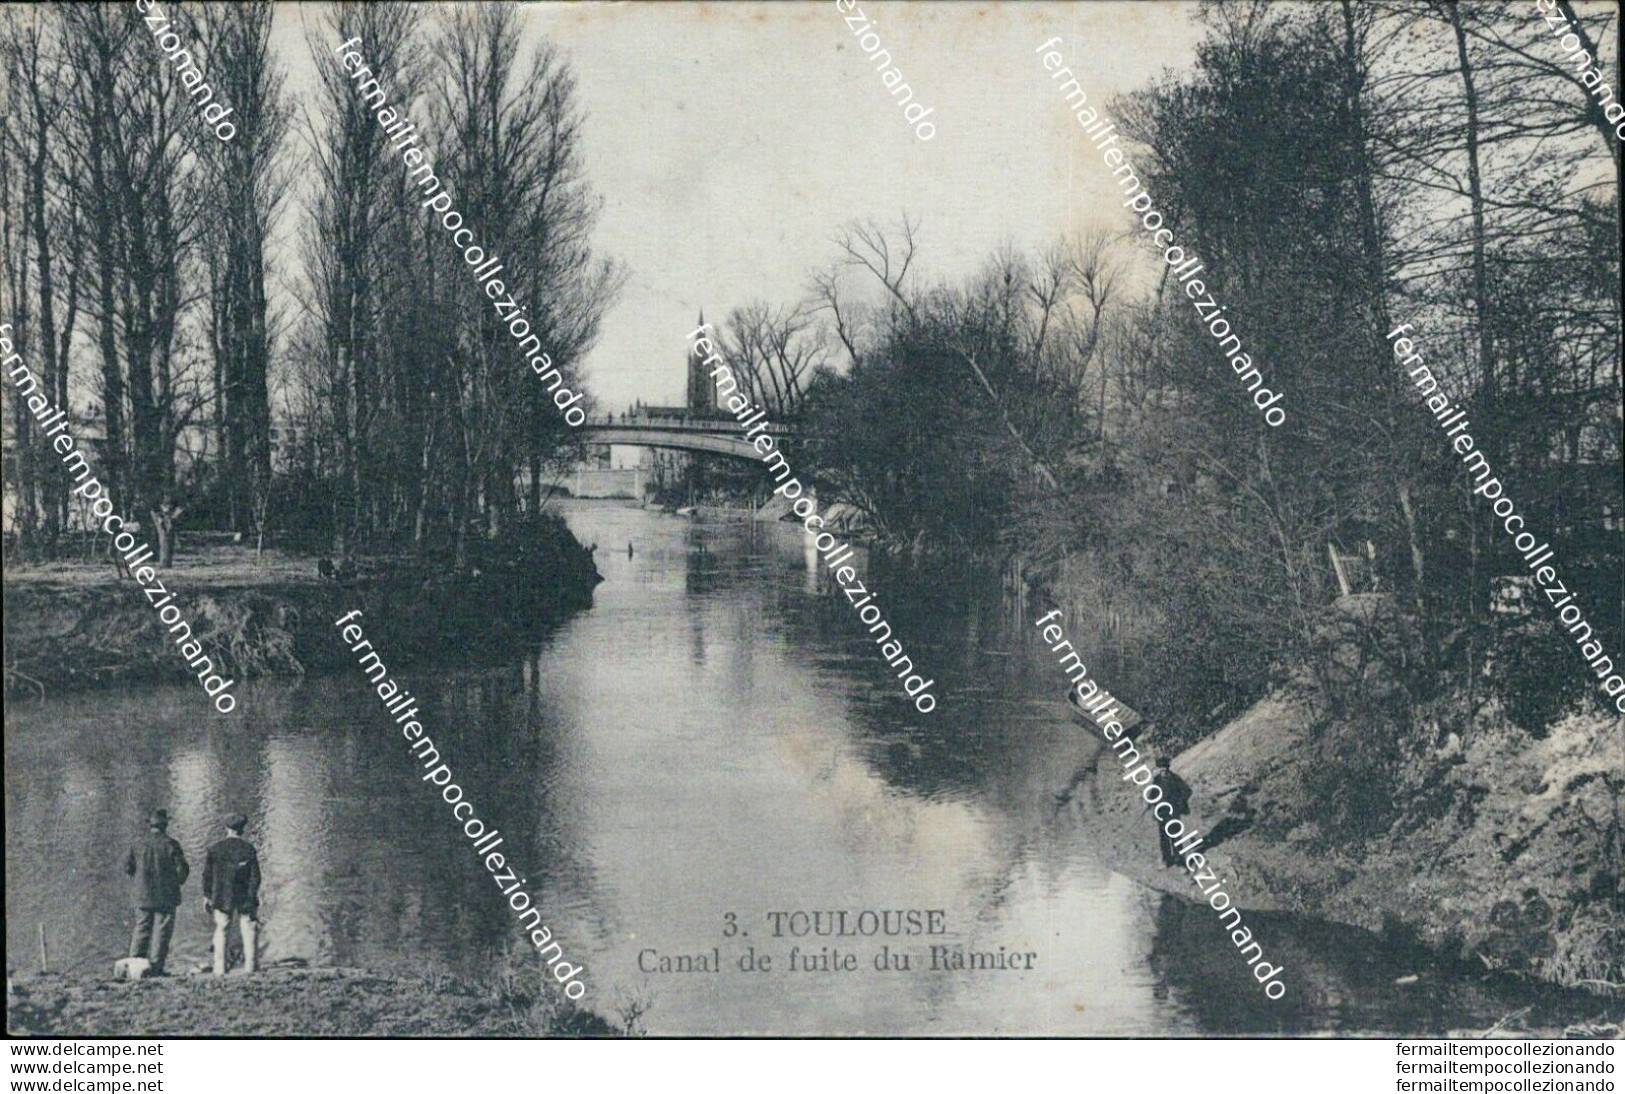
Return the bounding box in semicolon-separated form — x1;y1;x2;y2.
124;809;189;974
203;813;261;975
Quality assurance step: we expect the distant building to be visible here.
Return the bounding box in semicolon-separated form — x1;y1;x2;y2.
518;310;734;502
624;310;726;501
686;309;720;416
267;422;305;474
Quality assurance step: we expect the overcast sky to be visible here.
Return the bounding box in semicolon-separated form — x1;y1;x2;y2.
273;1;1208;412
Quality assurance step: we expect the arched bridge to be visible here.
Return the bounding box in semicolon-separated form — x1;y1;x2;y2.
579;415;801;460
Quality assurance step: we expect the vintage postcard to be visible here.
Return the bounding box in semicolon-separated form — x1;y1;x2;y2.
2;0;1621;1049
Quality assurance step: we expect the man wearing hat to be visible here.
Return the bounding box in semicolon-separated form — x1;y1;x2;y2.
123;809;189;974
203;813;261;975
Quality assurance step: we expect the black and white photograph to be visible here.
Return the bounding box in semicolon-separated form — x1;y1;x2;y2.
2;0;1622;1070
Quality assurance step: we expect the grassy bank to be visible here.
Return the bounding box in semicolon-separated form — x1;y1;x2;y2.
5;967;624;1038
3;526;601;700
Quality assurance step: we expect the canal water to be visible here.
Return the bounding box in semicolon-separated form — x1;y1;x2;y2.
3;502;1599;1034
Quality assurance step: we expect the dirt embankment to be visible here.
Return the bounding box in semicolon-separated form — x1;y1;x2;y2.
6;967;620;1037
3;542;601;699
1079;688;1623;997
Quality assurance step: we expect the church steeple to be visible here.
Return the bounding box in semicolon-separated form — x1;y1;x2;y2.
687;309;717;414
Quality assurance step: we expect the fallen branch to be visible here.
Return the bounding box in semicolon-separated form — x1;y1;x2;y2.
1478;1005;1533;1039
4;665;47;702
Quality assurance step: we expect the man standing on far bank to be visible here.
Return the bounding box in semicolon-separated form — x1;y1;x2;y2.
203;813;261;975
1151;756;1193;867
124;809;189;975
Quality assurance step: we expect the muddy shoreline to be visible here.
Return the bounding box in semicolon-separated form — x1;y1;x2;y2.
1063;691;1623;1005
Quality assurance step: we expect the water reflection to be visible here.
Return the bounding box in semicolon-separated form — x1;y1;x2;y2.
258;735;329;965
3;501;1607;1034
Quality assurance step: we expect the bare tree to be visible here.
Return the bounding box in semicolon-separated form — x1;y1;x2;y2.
195;1;291;540
1055;229;1125;440
304;0;422;552
426;1;622;556
808;266;870;369
833;217;1063;490
1;7;84;550
60;3;208;566
718;301;825;415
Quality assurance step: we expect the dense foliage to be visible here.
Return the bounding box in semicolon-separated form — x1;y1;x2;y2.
1;1;620;569
781;1;1621;730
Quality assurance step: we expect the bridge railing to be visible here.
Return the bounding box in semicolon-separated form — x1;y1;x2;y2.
582;413;797;433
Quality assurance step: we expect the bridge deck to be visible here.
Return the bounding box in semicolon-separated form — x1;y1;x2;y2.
578;417;799;460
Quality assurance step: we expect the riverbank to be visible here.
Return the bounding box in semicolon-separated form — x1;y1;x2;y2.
1070;686;1623;1004
3;528;601;700
5;967;621;1037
